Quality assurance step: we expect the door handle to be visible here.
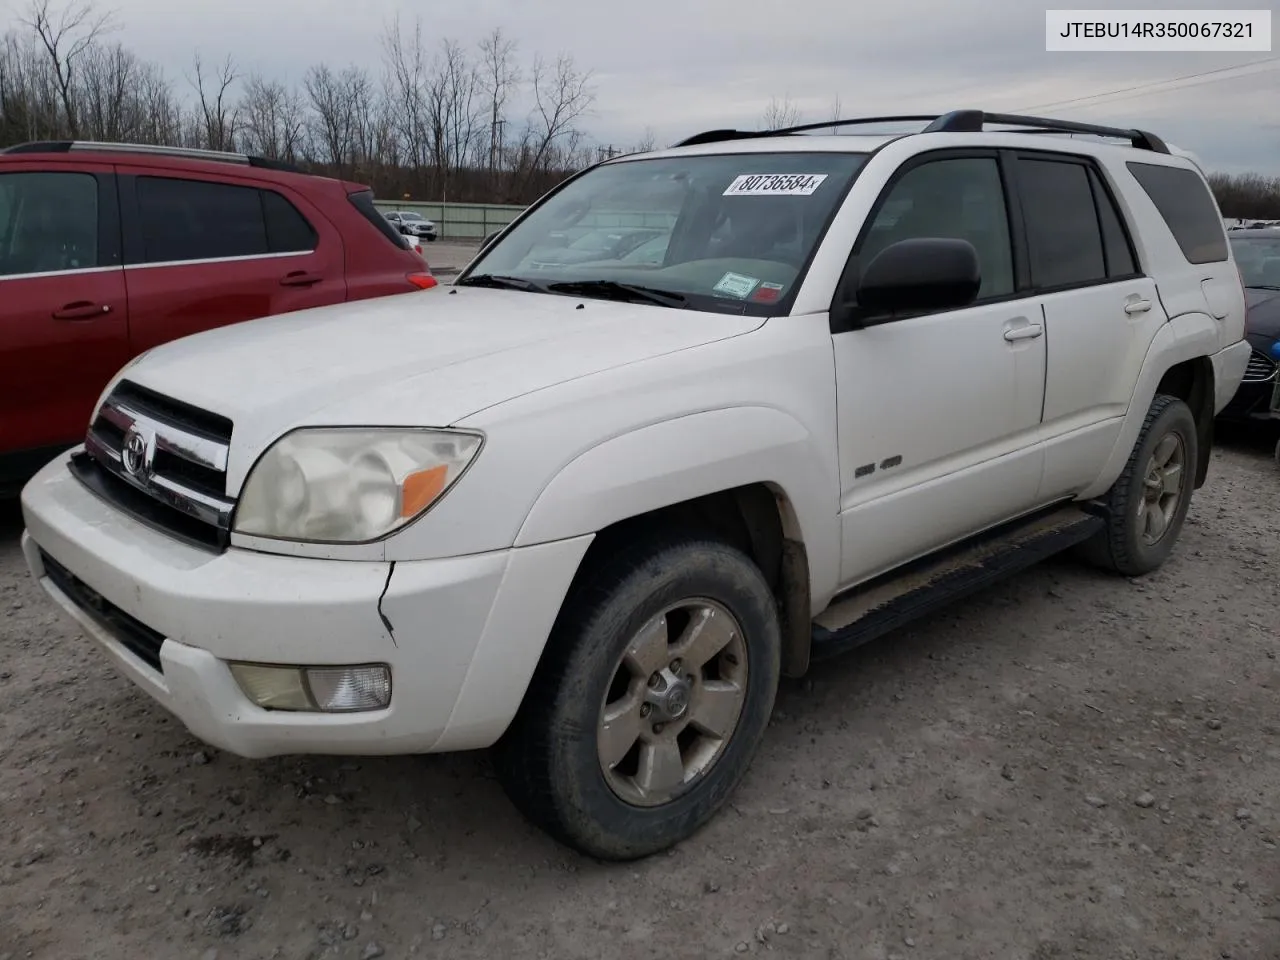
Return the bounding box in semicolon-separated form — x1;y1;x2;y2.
1003;324;1044;342
1124;298;1153;315
52;301;111;320
280;271;323;287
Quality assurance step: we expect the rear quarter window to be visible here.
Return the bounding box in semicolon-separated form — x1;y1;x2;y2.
1126;161;1228;265
348;190;409;250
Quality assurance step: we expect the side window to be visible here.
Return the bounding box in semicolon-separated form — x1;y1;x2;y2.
1126;161;1228;264
1088;168;1137;278
860;157;1014;300
262;190;318;253
136;176;267;263
1018;158;1106;289
0;171;99;277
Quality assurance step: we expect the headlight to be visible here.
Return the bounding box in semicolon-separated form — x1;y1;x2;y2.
233;428;482;543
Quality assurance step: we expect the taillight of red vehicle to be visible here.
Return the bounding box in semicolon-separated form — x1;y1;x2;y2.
407;273;438;290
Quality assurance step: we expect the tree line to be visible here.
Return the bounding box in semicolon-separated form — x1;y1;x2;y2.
3;4;1277;214
0;0;659;204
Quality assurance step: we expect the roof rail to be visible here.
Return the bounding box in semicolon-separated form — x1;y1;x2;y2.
673;110;1169;154
923;110;1169;153
1;139;306;172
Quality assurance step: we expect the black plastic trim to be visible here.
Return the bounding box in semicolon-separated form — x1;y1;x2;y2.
40;549;166;673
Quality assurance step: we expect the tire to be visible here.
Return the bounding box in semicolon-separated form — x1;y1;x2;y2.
494;534;782;861
1078;393;1198;577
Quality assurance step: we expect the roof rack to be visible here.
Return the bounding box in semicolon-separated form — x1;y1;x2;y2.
673;110;1170;154
0;140;306;172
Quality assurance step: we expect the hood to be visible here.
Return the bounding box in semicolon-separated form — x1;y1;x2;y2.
122;287;764;488
1245;286;1280;341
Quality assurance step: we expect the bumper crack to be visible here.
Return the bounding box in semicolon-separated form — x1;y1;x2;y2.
377;561;397;646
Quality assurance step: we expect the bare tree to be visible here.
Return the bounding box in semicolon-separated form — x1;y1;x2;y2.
189;53;239;151
238;72;305;161
477;28;519;173
423;38;481;198
828;95;842;134
523;53;594;179
761;94;800;130
633;125;656;152
381;14;431;185
21;0;115;137
77;41;138;141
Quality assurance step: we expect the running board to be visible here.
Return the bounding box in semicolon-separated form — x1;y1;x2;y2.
810;505;1104;662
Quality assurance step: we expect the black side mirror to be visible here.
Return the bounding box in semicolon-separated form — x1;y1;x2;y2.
842;237;981;326
481;230;501;249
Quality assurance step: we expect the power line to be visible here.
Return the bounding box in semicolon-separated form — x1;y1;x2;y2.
1015;56;1280;113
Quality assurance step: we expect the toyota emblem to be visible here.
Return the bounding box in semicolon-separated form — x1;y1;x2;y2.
121;427;153;479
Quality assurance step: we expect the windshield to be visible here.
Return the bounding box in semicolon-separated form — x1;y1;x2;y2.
401;212;425;222
1231;235;1280;288
463;151;868;314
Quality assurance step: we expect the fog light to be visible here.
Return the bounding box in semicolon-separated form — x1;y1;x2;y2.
229;663;391;713
229;663;312;710
306;665;392;712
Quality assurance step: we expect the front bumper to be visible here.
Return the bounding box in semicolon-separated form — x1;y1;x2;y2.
20;454;591;758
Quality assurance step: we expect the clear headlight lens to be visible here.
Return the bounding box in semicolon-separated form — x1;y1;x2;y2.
234;428;482;543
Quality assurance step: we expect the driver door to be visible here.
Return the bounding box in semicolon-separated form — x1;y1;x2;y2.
833;151;1048;587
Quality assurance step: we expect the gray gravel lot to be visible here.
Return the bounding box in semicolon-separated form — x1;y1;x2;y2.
1;419;1278;959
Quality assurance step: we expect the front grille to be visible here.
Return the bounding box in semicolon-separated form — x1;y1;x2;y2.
1244;349;1278;383
40;550;166;673
77;379;236;551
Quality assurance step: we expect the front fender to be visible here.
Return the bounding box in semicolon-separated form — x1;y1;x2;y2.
1080;312;1219;500
514;406;842;611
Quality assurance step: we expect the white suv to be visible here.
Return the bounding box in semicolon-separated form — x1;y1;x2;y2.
19;111;1251;861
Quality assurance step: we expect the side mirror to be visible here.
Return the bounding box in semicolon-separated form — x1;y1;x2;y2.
848;237;981;322
481;230;501;249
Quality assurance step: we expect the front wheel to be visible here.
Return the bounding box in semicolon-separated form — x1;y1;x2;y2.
1079;393;1198;577
494;535;782;861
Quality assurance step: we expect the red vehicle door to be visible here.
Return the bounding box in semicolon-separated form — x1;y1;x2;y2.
118;168;346;353
0;162;129;482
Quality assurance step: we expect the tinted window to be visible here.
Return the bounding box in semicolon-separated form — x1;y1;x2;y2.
136;176;267;263
860;156;1014;299
1019;159;1106;289
1089;168;1137;277
1127;161;1228;264
349;190;409;249
262;190;317;253
0;171;99;276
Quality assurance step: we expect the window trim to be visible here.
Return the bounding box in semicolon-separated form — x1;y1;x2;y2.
0;168;120;278
1007;149;1146;296
831;148;1025;331
120;172;313;268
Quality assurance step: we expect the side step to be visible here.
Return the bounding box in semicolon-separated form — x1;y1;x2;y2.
810;504;1104;662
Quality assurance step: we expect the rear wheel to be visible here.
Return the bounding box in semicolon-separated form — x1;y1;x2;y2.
1079;393;1198;576
494;534;781;861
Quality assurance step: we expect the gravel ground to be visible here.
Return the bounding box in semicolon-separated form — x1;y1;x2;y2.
2;419;1278;960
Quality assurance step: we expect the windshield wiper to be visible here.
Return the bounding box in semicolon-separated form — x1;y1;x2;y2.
1249;283;1280;291
455;274;545;292
546;279;688;309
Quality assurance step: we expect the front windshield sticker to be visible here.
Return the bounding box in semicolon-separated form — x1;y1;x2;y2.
722;173;829;197
713;272;762;299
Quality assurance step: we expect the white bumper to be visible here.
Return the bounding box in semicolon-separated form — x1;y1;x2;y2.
19;454;591;758
1211;338;1252;413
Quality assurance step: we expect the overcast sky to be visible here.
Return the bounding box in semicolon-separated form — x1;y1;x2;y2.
17;0;1279;173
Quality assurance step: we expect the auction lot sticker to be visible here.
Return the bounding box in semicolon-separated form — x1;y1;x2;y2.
723;173;829;196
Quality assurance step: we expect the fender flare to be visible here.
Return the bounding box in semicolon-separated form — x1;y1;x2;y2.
1080;312;1219;500
513;405;842;609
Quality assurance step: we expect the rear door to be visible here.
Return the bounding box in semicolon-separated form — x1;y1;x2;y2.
1008;152;1171;501
0;163;129;465
119;169;345;353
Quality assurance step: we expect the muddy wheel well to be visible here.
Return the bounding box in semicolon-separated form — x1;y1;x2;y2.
563;484;813;678
1155;357;1215;488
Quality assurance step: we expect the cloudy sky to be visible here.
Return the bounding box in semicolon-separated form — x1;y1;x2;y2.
26;0;1280;173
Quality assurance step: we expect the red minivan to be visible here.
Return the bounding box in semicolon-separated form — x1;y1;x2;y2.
0;140;437;495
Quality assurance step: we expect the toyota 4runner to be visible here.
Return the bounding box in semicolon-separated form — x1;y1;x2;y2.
19;110;1251;861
